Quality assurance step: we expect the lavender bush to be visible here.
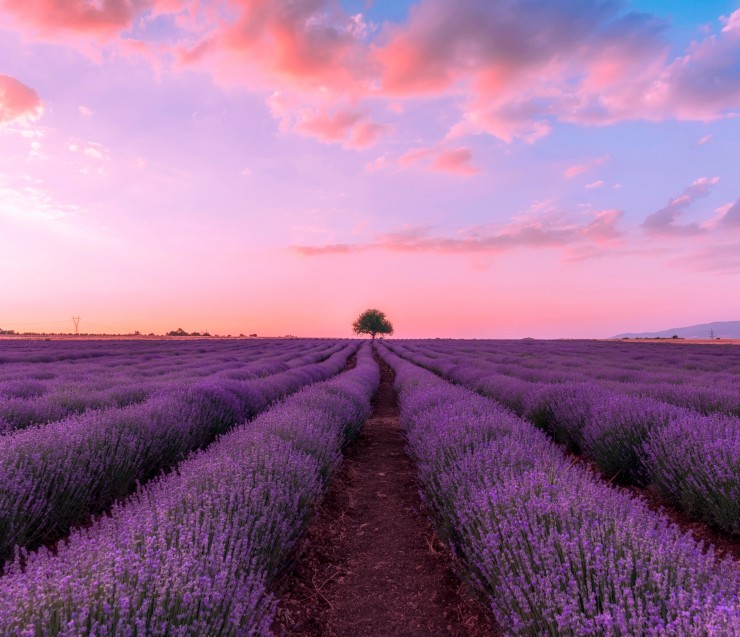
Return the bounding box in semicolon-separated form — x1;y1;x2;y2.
0;342;356;563
643;414;740;534
387;340;740;530
0;340;338;431
459;476;739;635
581;394;683;484
0;344;379;636
390;338;740;416
379;344;740;636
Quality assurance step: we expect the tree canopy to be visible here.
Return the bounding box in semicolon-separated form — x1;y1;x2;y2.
352;309;393;340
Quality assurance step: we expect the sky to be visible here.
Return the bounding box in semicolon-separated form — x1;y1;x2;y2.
1;0;739;338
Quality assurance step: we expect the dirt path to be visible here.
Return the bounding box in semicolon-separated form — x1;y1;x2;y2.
271;351;498;637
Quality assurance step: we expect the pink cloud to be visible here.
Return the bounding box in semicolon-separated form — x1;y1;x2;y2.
642;177;719;236
6;0;740;149
267;93;385;148
653;10;740;121
582;209;624;242
3;1;378;146
564;155;610;178
345;121;389;149
293;243;362;256
565;165;588;179
0;0;151;38
68;140;110;161
398;147;431;168
697;134;713;145
363;155;388;173
396;146;479;175
718;199;740;228
585;180;605;189
430;148;479;176
294;109;363;143
448;110;552;145
375;0;613;96
294;207;623;256
0;75;43;125
158;0;382;150
173;0;373;96
374;2;740;141
373;0;673;140
672;242;740;273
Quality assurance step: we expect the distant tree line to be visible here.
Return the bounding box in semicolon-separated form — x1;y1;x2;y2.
167;328;212;337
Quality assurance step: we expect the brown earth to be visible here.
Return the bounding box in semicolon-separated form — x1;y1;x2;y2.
271;351;499;637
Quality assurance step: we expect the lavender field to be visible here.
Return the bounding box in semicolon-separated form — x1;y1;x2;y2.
384;340;740;534
379;341;740;635
0;338;738;636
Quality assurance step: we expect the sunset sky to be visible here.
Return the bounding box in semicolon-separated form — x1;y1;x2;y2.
1;0;739;338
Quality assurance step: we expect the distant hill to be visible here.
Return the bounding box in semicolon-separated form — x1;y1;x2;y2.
613;321;740;339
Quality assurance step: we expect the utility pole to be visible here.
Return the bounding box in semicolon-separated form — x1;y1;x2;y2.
72;316;81;335
710;328;715;339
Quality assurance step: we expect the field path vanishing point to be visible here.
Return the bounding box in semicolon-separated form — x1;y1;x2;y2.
271;349;499;637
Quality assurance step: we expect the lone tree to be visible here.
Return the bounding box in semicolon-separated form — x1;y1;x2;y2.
353;309;394;341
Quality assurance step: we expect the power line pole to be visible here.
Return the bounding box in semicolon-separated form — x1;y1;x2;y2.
72;316;81;335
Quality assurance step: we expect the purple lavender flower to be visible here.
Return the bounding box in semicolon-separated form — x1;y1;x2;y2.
0;344;379;636
378;343;740;636
0;341;357;564
643;413;740;534
386;339;740;531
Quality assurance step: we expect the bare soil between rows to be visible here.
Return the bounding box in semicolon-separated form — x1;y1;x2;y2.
271;350;498;637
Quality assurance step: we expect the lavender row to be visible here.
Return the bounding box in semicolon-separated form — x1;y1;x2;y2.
378;344;739;636
0;340;322;386
389;341;740;534
0;341;306;387
0;341;169;365
402;340;740;416
0;340;339;433
0;345;330;434
428;338;740;378
0;344;379;636
0;338;295;365
0;342;356;564
0;341;332;431
0;341;343;434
